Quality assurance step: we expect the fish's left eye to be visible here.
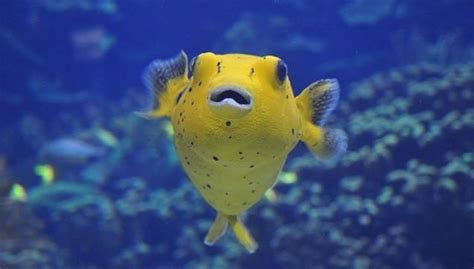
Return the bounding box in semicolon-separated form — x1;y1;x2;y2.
276;60;288;84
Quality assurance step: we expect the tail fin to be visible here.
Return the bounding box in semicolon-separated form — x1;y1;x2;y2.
140;51;190;118
204;212;229;246
204;212;258;253
296;79;347;161
228;215;258;254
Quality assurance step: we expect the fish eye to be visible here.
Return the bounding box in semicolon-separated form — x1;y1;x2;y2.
189;56;197;77
276;60;288;84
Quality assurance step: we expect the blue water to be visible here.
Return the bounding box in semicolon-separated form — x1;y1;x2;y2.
1;1;473;268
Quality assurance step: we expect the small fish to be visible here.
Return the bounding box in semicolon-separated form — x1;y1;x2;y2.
142;51;347;253
278;171;298;184
94;128;118;147
34;164;55;185
41;138;105;164
9;183;27;202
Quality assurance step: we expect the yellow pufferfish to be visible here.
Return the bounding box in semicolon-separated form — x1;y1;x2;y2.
142;51;347;253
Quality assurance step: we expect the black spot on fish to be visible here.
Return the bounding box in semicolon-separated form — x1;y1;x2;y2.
206;183;212;189
256;151;260;155
190;141;194;146
206;173;210;177
226;121;231;127
248;181;253;185
217;62;221;73
228;135;232;139
240;156;245;160
225;192;229;195
249;67;255;76
212;156;219;161
251;189;255;193
198;81;202;86
292;128;295;135
191;101;194;105
186;161;190;165
239;151;243;155
242;202;248;206
188;87;193;93
286;94;289;99
249;165;255;168
183;99;186;104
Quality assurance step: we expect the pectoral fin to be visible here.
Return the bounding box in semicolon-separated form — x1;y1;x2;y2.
141;51;190;118
301;123;347;161
296;79;340;126
296;79;347;161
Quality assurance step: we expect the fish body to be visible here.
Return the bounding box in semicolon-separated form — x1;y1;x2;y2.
142;51;347;253
172;54;301;216
41;138;105;164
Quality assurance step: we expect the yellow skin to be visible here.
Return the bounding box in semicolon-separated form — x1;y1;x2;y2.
172;53;302;215
143;51;345;253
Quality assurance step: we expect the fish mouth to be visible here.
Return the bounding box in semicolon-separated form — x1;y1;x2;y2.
209;87;252;109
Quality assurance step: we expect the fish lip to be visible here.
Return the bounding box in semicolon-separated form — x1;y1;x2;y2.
208;86;253;110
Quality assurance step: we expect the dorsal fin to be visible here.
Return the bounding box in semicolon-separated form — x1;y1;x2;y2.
141;51;189;118
297;79;340;126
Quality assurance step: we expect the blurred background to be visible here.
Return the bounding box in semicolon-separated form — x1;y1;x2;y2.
0;0;473;268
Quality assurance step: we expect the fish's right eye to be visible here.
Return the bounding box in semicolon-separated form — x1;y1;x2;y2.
276;60;288;84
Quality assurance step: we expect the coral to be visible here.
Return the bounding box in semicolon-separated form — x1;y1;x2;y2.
340;0;399;25
27;74;90;105
0;199;66;268
272;221;409;269
214;12;324;54
37;0;118;14
2;27;473;267
339;175;364;192
0;26;44;66
268;60;474;268
111;177;245;268
28;182;121;266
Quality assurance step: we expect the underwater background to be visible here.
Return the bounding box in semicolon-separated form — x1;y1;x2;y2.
1;0;473;268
